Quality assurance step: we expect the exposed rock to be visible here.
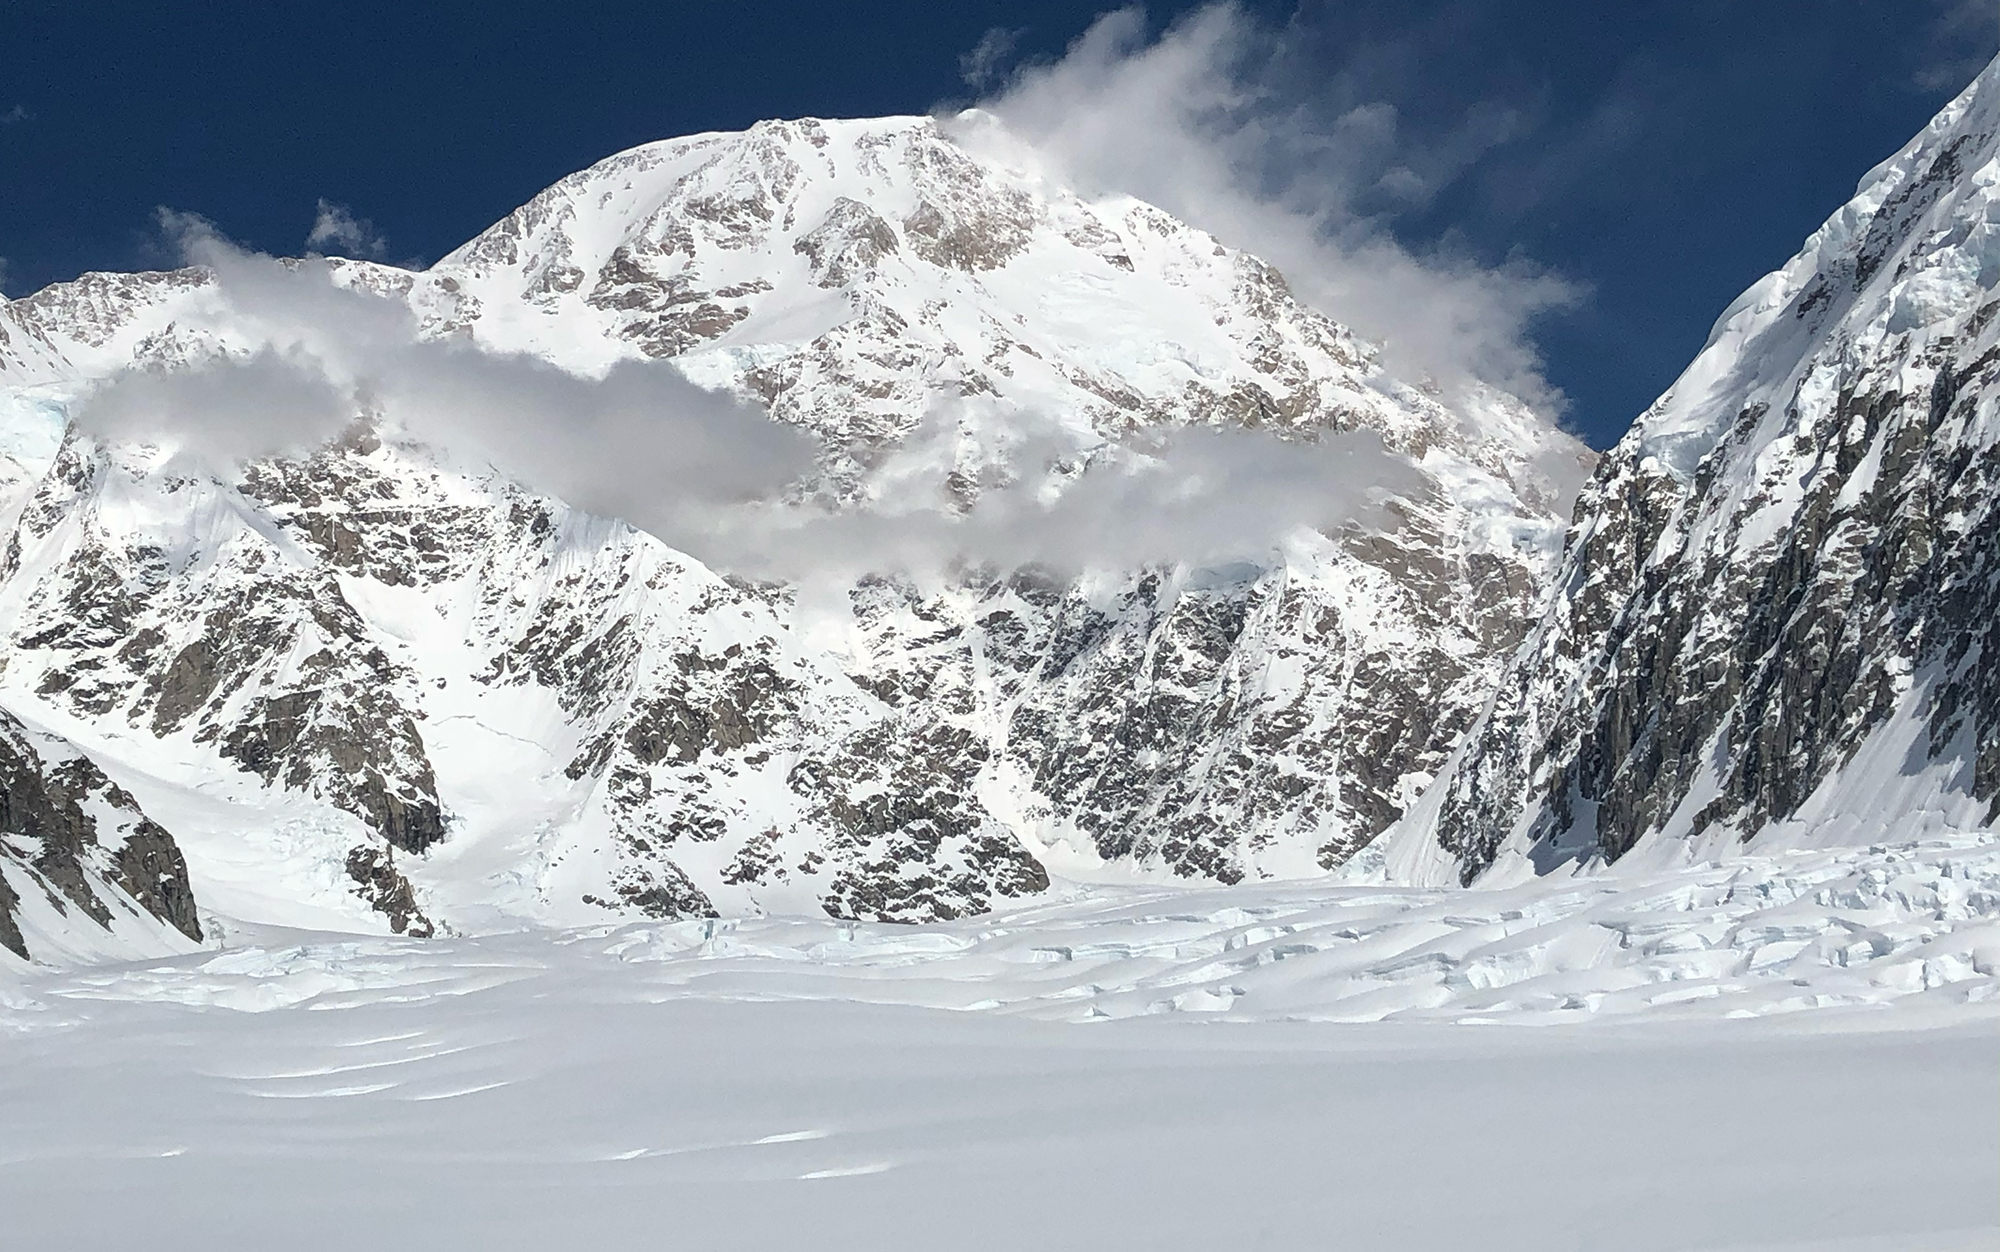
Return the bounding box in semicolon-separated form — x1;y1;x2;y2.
0;707;201;959
794;197;899;287
1389;58;2000;884
345;845;435;937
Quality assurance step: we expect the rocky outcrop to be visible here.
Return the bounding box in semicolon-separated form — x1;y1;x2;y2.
0;707;201;960
345;845;435;937
3;435;450;859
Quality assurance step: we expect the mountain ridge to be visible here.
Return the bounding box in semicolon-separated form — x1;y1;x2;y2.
0;112;1587;958
8;68;1994;963
1370;54;2000;887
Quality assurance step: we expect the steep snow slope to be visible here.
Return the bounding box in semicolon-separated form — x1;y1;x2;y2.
1379;56;2000;886
0;114;1587;940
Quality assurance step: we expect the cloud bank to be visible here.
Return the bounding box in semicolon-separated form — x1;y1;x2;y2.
69;221;1417;580
949;4;1580;413
73;219;818;555
703;412;1418;582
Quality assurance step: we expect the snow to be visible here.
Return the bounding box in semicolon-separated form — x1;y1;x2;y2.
3;846;1996;1249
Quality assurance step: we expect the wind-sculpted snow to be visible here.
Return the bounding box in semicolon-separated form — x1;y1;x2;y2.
3;920;1993;1252
1;838;1996;1250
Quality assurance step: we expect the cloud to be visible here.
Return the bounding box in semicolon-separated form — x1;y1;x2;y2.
0;105;28;125
948;4;1579;413
704;410;1421;582
70;226;818;546
960;26;1025;90
68;221;1419;582
1915;0;2000;93
305;199;390;260
77;347;352;463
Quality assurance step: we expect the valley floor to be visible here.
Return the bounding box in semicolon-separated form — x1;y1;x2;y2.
4;833;1998;1250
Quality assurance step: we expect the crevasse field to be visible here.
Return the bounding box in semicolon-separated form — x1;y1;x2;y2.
5;834;1996;1251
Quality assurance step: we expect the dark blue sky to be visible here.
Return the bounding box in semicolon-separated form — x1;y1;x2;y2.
2;1;1993;447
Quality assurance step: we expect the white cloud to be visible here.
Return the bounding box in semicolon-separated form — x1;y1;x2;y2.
949;4;1579;413
72;227;817;545
70;222;1419;582
79;347;352;462
703;411;1421;582
0;105;28;125
305;199;391;260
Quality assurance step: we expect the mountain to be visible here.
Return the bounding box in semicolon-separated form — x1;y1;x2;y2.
0;115;1586;948
1372;58;2000;885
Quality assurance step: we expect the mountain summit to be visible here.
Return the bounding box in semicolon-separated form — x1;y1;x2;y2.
0;113;1587;956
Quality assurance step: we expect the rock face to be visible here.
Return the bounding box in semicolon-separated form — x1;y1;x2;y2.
1377;57;2000;886
0;707;201;961
0;114;1586;940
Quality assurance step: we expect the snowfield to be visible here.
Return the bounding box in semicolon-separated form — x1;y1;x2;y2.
4;833;1997;1250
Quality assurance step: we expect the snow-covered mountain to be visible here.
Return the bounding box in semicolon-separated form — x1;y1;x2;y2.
14;57;1995;963
0;114;1587;955
1375;57;2000;886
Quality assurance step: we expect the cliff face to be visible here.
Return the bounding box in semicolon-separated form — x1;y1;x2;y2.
0;707;201;962
1378;59;2000;886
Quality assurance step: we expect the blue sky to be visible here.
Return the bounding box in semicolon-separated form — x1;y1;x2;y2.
2;1;1993;447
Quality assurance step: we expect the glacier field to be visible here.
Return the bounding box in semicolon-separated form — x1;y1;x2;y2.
4;831;1996;1251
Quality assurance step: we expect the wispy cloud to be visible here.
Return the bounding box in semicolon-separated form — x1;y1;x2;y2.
950;4;1580;414
0;105;28;125
1915;0;2000;93
305;199;390;260
73;216;1418;581
78;215;815;546
960;26;1026;90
